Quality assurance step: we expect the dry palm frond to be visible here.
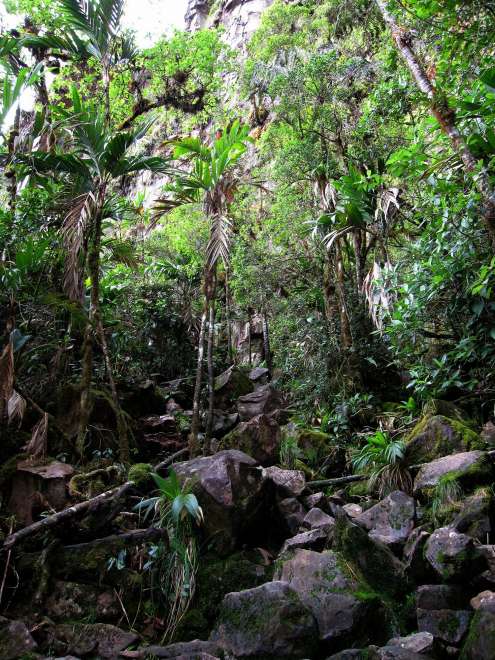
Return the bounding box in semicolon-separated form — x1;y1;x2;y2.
363;261;394;331
25;413;48;460
375;187;400;225
206;213;231;269
7;390;26;426
62;190;96;301
0;341;14;413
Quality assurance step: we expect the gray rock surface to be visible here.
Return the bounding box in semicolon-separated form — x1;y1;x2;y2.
355;490;415;546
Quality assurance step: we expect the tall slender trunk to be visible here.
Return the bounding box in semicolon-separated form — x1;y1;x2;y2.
204;300;215;452
76;183;127;460
225;269;233;364
76;211;102;457
375;0;495;246
6;107;20;215
189;306;207;457
335;239;352;350
261;304;273;377
353;230;364;294
189;266;216;457
247;310;253;367
323;248;339;331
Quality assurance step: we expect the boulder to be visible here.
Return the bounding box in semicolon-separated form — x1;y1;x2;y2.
263;465;306;497
368;646;431;660
248;366;270;386
343;503;363;518
280;528;329;554
0;616;37;659
45;581;119;622
210;581;318;659
451;490;493;542
207;410;239;438
326;652;365;660
334;517;408;597
304;491;331;512
47;623;138;658
124;640;223;658
355;491;415;546
413;451;493;494
416;585;466;611
417;608;471;644
237;384;285;421
424;527;484;581
373;648;433;659
140;414;177;434
214;367;253;407
8;460;74;526
462;609;495;659
405;415;481;463
174;552;271;642
276;497;306;535
303;507;335;534
470;590;495;612
174;450;268;555
387;632;434;655
403;528;433;583
220;414;281;465
275;549;372;644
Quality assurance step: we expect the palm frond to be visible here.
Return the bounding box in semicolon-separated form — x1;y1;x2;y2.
206;213;231;268
25;413;48;459
62;190;96;300
7;390;26;426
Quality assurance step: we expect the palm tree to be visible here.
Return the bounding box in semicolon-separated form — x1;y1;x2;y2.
153;121;253;455
15;87;171;460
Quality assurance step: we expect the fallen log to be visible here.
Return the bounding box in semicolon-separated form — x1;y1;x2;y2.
2;447;189;551
307;474;366;489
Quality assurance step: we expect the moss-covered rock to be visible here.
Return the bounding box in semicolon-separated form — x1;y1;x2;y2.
414;451;493;495
210;581;318;659
405;415;481;464
334;516;409;598
128;462;153;486
175;551;272;641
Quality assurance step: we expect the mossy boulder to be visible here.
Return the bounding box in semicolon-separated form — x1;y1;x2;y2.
128;462;153;487
214;366;253;407
334;516;408;598
274;549;381;647
405;415;481;464
175;551;273;642
210;581;318;659
424;526;485;582
461;609;495;659
219;413;281;465
0;616;37;659
414;451;494;495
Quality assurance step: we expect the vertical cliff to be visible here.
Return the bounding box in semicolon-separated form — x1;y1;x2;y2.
185;0;275;50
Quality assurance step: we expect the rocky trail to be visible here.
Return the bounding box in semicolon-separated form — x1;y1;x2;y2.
1;367;495;660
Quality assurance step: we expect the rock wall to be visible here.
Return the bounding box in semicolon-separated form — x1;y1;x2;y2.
185;0;276;50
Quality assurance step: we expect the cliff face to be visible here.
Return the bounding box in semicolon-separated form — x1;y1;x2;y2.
185;0;275;50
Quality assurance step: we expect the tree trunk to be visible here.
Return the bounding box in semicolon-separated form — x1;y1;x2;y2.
375;0;495;246
323;248;339;332
204;299;215;452
6;107;20;215
262;304;273;376
353;230;365;294
76;184;106;457
247;309;253;367
189;305;207;457
96;319;129;463
225;269;233;364
335;239;352;349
